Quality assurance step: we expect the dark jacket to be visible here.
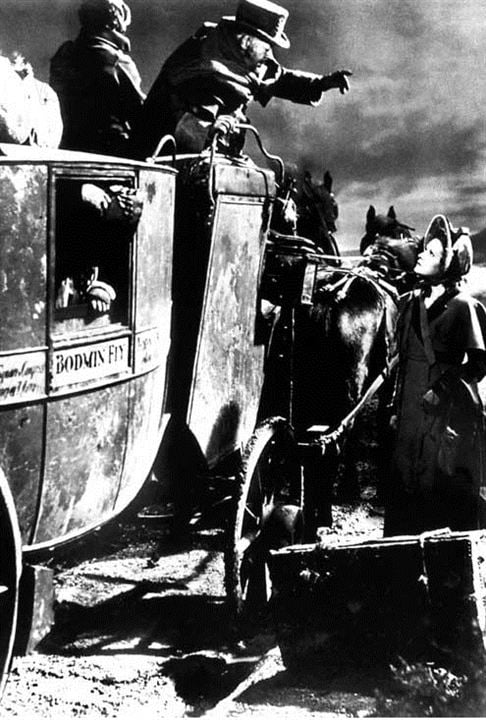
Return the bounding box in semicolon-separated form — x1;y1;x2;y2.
50;28;145;157
131;19;325;158
384;288;486;535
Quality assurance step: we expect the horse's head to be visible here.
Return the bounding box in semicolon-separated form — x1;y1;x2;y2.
271;169;339;254
366;235;421;273
359;206;421;291
292;170;339;257
360;205;415;255
300;170;338;233
266;170;340;306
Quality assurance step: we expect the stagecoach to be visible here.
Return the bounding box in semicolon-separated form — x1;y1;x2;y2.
0;127;298;694
0;128;368;696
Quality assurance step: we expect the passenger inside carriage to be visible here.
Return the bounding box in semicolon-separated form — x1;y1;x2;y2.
130;0;352;159
54;179;142;323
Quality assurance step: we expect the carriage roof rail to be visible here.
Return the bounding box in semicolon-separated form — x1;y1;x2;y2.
147;134;177;166
236;123;285;187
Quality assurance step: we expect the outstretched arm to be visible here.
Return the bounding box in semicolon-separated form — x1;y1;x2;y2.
259;66;352;106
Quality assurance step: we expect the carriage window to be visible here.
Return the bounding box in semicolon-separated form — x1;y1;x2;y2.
53;177;139;333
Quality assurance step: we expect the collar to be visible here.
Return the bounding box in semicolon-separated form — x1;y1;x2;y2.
80;27;131;54
423;283;445;308
416;279;444;298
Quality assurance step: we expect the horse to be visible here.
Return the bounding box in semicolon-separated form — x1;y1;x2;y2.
260;200;421;537
270;169;340;257
257;169;342;422
360;205;419;293
360;205;415;253
296;170;340;257
296;208;422;519
261;169;340;311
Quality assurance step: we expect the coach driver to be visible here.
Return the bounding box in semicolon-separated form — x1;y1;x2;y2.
131;0;352;158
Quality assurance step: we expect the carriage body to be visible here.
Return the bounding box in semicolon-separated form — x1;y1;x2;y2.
0;133;427;692
165;154;274;470
0;134;349;691
0;144;175;554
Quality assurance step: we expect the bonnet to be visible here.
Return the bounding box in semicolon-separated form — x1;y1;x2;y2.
422;214;472;282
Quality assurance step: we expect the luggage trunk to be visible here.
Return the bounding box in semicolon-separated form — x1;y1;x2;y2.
269;531;486;672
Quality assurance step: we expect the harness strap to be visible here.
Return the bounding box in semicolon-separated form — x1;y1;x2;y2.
315;267;402;451
301;263;317;305
335;276;355;302
269;230;318;252
320;356;399;452
356;266;399;302
356;269;399;363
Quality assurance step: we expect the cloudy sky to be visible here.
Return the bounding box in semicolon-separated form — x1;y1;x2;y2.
2;0;486;250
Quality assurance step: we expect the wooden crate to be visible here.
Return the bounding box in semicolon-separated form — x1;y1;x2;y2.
269;531;486;672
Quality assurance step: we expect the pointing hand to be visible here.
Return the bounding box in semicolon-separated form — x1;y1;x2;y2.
320;69;353;94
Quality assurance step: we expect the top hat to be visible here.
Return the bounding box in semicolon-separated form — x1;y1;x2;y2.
226;0;290;49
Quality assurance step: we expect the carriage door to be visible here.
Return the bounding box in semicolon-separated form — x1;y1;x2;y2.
32;166;135;545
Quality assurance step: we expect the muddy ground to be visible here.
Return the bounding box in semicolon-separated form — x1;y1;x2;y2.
2;507;385;719
2;406;486;719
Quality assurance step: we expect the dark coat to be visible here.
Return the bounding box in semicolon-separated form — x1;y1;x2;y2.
131;19;325;158
384;288;486;536
50;29;144;157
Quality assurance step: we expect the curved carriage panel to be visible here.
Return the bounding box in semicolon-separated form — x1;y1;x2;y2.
0;148;175;552
33;384;130;545
133;169;174;330
0;164;47;350
0;405;44;544
168;157;275;469
187;192;269;467
116;168;174;510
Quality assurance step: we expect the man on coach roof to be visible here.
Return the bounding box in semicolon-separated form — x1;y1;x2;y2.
131;0;352;158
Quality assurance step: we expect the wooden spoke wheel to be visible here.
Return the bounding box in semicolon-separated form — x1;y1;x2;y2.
0;471;21;698
224;417;303;618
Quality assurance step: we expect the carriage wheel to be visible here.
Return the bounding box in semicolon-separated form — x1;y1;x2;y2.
224;417;303;619
0;471;22;698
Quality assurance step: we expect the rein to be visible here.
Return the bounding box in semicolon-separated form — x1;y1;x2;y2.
311;265;402;451
319;355;399;453
268;231;344;261
267;232;404;308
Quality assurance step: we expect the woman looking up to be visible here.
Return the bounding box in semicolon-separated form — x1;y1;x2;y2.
384;215;486;536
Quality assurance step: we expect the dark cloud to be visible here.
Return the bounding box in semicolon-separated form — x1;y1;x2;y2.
249;99;483;189
1;0;485;246
454;204;486;227
329;116;481;184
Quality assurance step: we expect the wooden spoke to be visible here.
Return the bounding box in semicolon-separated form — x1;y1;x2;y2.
224;417;303;619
